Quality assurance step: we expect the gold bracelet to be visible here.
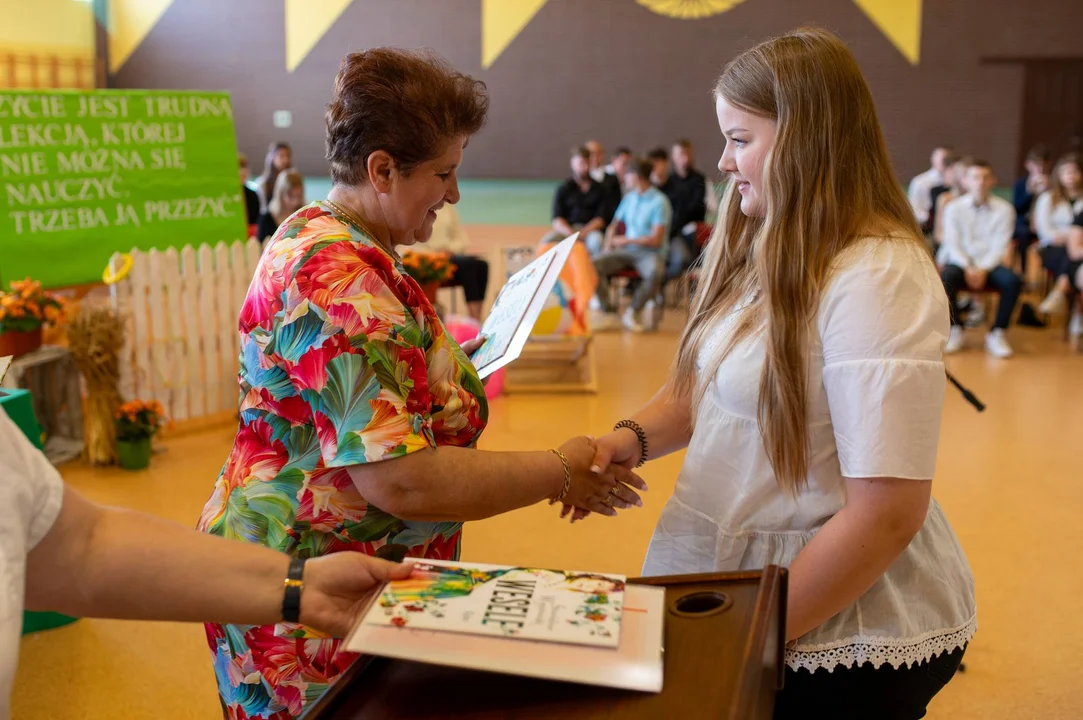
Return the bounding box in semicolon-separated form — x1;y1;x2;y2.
548;449;571;505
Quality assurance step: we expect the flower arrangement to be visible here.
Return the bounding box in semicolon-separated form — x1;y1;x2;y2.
115;399;165;442
0;278;66;333
401;251;456;286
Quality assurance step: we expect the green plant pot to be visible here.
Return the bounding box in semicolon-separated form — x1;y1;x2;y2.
116;437;152;470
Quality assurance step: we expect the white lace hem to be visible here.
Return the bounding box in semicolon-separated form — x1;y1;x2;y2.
785;614;977;673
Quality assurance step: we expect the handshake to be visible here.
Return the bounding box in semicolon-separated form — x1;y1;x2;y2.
552;427;646;524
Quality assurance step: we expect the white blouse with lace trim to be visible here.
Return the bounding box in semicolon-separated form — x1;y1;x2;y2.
642;237;977;673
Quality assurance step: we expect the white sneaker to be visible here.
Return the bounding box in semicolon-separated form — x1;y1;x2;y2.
985;329;1013;358
945;326;966;354
642;299;657;331
1039;289;1067;316
621;307;645;333
1068;312;1082;338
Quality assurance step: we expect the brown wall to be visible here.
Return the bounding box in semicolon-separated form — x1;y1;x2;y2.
110;0;1083;183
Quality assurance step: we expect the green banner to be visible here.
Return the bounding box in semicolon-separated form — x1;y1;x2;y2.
0;89;246;288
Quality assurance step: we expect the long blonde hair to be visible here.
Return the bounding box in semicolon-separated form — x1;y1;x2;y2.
268;169;305;222
1049;152;1082;208
671;28;926;495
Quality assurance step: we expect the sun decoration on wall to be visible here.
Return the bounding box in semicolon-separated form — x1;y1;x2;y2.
636;0;746;20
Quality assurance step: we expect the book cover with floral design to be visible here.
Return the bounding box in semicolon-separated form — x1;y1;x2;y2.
362;559;625;648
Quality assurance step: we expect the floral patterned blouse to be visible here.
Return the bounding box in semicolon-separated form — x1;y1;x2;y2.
198;202;487;719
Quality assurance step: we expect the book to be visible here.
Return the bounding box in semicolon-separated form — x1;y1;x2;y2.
363;559;625;647
471;233;578;378
344;558;666;692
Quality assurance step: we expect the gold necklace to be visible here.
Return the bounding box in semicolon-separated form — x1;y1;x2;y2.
321;199;401;262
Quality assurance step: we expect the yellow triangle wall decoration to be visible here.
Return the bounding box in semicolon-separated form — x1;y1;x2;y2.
482;0;550;69
108;0;176;74
285;0;356;72
852;0;923;65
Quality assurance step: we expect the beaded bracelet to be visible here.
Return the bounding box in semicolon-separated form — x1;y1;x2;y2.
614;419;648;468
548;449;572;505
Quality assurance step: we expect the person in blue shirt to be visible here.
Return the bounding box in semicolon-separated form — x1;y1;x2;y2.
593;158;672;332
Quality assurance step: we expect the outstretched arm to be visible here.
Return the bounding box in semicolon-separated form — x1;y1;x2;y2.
25;485;413;636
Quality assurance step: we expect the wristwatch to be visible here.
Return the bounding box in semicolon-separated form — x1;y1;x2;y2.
282;556;306;623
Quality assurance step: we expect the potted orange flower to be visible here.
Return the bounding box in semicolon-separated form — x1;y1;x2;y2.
401;251;456;304
0;278;67;357
115;399;165;470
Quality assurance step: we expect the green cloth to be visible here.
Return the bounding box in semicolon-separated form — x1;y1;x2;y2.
0;388;79;635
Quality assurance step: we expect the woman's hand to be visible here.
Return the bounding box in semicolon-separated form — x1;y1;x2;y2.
459;334;487;356
458;334;490;386
299;553;414;636
561;428;643;523
558;436;646;517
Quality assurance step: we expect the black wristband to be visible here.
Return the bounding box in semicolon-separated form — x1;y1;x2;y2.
614;420;648;468
282;556;306;623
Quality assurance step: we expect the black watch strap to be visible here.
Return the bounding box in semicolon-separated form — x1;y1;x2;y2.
282;556;306;623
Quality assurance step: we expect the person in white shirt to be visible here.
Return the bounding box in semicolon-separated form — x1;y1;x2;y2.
1033;153;1083;317
908;145;953;230
574;28;974;719
939;160;1023;357
0;406;410;719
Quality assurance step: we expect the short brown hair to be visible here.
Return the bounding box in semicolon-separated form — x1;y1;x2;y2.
629;158;652;181
646;147;668;162
1026;144;1051;164
325;48;489;185
571;146;590;161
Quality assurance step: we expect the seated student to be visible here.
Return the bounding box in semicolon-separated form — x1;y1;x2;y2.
933;156;987;327
254;141;292;214
541;147;608;256
1012;145;1051;275
908;144;953;233
664;139;709;278
403;204;489;322
592;158;671;333
926;151;957;246
238;153;261;236
256;169;305;243
586;140;626;227
1034;153;1083;317
940;160;1022;358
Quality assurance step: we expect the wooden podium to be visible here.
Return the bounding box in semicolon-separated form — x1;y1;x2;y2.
302;567;787;720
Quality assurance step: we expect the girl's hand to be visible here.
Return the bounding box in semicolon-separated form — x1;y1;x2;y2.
561;428;644;523
557;436;646;517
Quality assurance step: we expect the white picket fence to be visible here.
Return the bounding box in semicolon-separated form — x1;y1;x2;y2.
109;239;261;423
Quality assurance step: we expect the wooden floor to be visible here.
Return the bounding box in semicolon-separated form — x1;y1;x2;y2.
12;237;1083;718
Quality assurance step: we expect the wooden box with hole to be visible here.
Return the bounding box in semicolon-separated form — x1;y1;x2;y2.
303;567;787;720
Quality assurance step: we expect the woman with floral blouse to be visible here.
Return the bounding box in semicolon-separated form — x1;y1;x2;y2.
198;48;646;719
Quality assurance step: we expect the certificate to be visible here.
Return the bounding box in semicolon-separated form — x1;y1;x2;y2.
471;234;578;379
